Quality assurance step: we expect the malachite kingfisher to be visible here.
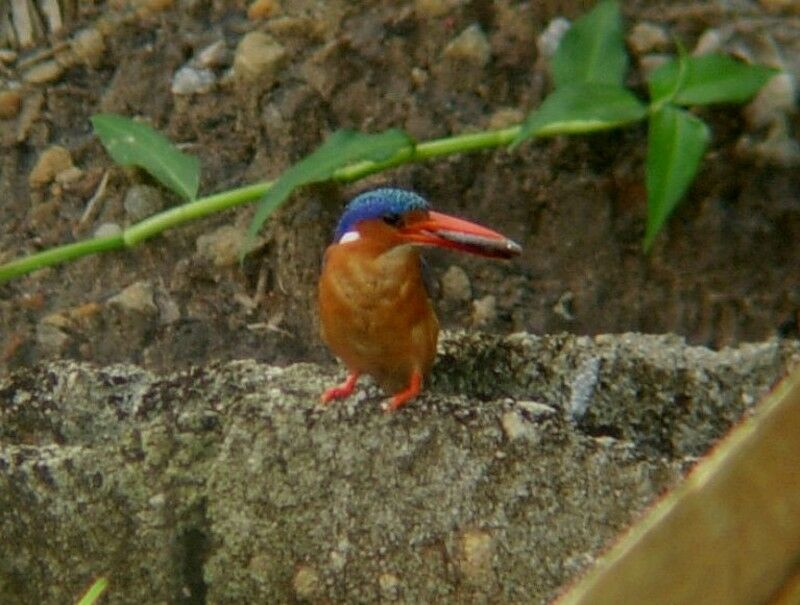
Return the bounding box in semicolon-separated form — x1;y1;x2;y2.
318;188;522;412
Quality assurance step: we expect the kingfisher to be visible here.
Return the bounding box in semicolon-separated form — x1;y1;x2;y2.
318;187;521;412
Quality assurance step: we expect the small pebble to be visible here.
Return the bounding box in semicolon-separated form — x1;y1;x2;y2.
124;185;165;222
487;107;524;129
293;565;321;599
537;17;571;59
693;29;725;56
94;222;123;238
414;0;459;18
457;529;494;585
171;66;216;95
55;166;83;185
569;357;600;419
36;321;70;355
233;31;288;85
638;53;671;78
443;24;491;67
501;411;530;441
471;295;496;327
627;22;669;55
302;41;345;98
441;265;472;302
0;90;22;119
29;146;74;187
196;225;258;267
22;61;64;84
738;124;800;166
108;281;158;315
40;310;71;330
15;91;44;142
70;27;106;67
517;400;556;417
553;290;575;321
745;73;796;130
196;40;229;68
138;0;173;14
155;290;181;325
247;0;281;20
329;549;347;571
378;573;401;600
594;436;618;447
410;67;429;87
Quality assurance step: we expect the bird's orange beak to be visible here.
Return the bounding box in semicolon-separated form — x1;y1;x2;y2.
398;211;522;259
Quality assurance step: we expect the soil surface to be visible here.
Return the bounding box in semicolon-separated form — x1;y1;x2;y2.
1;0;799;375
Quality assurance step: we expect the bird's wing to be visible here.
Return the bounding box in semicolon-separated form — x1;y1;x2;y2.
419;257;440;300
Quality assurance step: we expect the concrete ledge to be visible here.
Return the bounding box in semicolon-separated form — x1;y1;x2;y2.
1;332;797;603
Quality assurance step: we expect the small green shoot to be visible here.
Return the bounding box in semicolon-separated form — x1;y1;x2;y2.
513;0;777;250
91;114;200;202
0;1;778;283
246;129;414;251
75;576;108;605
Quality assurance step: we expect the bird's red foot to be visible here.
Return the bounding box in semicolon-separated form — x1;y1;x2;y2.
382;370;422;413
321;372;360;405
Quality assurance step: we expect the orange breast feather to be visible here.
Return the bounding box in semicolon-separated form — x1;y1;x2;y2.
318;238;439;395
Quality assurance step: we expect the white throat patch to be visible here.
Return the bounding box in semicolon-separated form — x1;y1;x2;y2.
339;231;361;244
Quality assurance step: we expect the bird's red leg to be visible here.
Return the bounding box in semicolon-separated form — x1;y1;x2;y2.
383;370;423;413
321;372;360;404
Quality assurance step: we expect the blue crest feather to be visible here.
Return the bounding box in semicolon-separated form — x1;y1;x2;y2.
334;188;429;242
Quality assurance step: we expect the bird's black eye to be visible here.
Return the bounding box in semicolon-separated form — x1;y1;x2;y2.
383;213;403;227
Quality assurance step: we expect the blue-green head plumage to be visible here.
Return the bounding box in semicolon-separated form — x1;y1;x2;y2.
334;188;429;242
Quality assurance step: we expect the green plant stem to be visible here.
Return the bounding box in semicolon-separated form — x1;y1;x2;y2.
124;181;272;245
0;234;124;283
334;126;520;182
0;126;521;285
76;576;109;605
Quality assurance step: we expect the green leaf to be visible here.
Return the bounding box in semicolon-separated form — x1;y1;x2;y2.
513;83;646;145
552;0;628;88
246;128;413;246
644;105;710;250
647;48;689;106
648;54;778;107
76;577;109;605
91;114;200;201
